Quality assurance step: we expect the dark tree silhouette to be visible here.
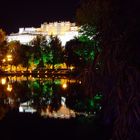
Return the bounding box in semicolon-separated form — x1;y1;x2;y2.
20;44;32;71
77;0;140;140
65;38;83;68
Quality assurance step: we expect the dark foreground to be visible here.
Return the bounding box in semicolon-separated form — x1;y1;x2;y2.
0;110;112;140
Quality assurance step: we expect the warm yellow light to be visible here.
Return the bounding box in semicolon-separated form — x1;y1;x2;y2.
7;84;12;92
62;83;67;89
7;55;12;61
1;78;6;85
2;59;6;63
70;66;74;70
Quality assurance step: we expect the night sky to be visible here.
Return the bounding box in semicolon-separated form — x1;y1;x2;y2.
0;0;80;34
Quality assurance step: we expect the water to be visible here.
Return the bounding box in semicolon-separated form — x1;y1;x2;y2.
0;76;104;140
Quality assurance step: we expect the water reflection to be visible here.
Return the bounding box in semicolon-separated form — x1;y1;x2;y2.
41;96;76;119
19;101;36;113
0;76;86;120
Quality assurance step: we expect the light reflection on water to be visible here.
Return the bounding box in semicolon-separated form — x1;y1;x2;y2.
0;76;92;120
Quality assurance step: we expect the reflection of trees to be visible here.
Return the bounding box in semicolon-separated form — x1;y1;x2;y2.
0;76;100;119
30;78;62;112
0;105;9;120
12;81;31;102
0;78;32;109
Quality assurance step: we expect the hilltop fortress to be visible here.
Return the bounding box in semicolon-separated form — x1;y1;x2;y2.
7;21;79;46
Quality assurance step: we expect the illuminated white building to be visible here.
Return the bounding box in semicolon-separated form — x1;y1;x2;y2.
7;21;79;46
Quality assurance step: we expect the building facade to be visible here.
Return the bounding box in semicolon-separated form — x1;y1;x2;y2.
7;21;79;46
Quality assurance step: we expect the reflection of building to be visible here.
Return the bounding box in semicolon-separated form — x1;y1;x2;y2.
7;21;79;46
19;101;37;113
41;97;76;119
41;105;76;119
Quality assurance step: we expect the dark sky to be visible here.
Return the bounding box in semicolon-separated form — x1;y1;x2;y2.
0;0;80;34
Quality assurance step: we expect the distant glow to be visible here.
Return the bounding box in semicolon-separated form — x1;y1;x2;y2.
70;66;74;70
7;55;12;61
7;84;12;92
62;83;67;89
2;59;6;63
1;78;6;85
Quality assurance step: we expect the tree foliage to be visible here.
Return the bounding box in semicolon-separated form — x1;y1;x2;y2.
48;36;63;69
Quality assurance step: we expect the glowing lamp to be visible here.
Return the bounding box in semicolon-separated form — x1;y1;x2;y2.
1;78;6;85
62;83;67;89
7;84;12;92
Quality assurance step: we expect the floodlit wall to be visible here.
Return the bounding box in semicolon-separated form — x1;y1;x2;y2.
7;21;79;46
7;34;36;44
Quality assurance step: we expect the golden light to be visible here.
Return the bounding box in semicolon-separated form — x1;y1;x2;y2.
62;83;67;89
7;55;12;61
1;78;6;85
2;59;6;63
7;84;12;92
70;66;74;71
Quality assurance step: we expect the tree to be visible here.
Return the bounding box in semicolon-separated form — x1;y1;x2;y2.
78;24;100;64
65;25;99;70
30;35;47;69
77;0;140;140
20;44;32;71
65;38;82;68
7;41;21;71
48;36;63;69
